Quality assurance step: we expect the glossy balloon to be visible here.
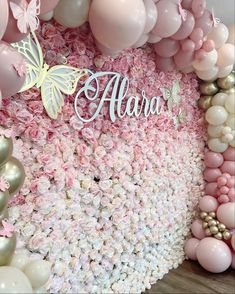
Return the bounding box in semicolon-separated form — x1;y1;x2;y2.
0;157;25;196
0;190;9;213
10;253;29;270
154;38;180;57
143;0;158;34
196;66;218;81
217;44;235;68
217;203;235;229
39;11;54;21
24;260;51;289
207;23;229;49
171;11;195;40
195;9;213;36
0;234;16;266
0;0;9;40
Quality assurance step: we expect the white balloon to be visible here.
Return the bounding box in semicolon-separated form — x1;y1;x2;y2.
226;114;235;129
10;253;29;270
39;11;54;21
24;260;51;289
207;124;224;138
208;138;228;153
133;34;149;48
206;105;228;125
0;266;32;294
148;34;161;43
143;0;158;34
225;94;235;114
207;23;229;49
196;66;219;81
193;49;218;71
211;93;228;106
54;0;90;28
217;64;233;78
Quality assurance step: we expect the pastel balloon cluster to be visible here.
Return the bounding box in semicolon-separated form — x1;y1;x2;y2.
185;70;235;273
0;253;51;293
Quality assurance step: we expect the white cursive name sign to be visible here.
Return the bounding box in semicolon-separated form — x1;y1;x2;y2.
74;71;163;123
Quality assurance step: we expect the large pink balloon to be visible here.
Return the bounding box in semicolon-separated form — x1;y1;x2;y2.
185;238;200;261
3;0;29;43
0;0;9;40
155;55;175;71
196;238;232;273
171;11;195;40
40;0;59;14
0;42;26;97
151;0;181;38
154;38;180;57
195;9;213;36
95;39;121;57
174;50;193;69
217;203;235;229
89;0;146;51
143;0;158;34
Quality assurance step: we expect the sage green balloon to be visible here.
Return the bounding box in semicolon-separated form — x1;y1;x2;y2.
0;233;16;266
0;157;25;197
0;190;9;213
0;133;13;167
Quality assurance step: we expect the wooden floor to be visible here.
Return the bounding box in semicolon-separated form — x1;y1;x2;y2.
145;261;235;294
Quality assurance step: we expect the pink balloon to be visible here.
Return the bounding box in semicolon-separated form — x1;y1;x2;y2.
3;0;29;43
143;0;158;34
204;168;222;182
217;203;235;229
205;182;218;196
174;50;193;69
202;40;215;52
185;238;200;260
0;0;9;40
148;34;162;43
217;64;233;78
191;0;206;18
181;0;192;10
154;38;180;57
0;42;26;97
221;161;235;176
194;49;206;60
204;151;224;168
190;28;203;42
223;147;235;161
133;34;149;48
89;0;146;50
182;39;195;52
195;9;213;36
95;40;121;57
196;238;232;273
171;10;195;40
196;66;219;81
151;0;182;38
199;195;218;212
217;43;235;68
155;55;175;71
191;219;206;239
40;0;59;14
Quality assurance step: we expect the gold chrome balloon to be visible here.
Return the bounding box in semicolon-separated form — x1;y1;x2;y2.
209;226;219;235
217;73;235;90
198;96;212;111
200;82;218;96
0;208;9;222
0;190;9;213
0;133;13;168
0;157;25;197
200;212;208;219
220;87;235;95
208;212;216;218
214;232;223;240
0;233;16;266
223;230;231;240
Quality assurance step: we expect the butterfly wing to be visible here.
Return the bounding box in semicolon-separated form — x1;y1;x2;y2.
9;1;28;34
172;80;181;105
26;0;40;31
11;32;43;92
160;87;173;112
41;66;87;119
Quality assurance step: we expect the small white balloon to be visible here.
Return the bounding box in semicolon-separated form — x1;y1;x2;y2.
0;266;32;294
24;260;51;289
208;138;228;153
211;93;228;106
206;105;228;125
226;114;235;129
225;94;235;114
39;11;54;21
207;124;224;138
54;0;90;28
10;253;29;270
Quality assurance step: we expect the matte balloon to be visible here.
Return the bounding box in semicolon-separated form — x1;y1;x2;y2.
208;138;228;153
190;28;203;42
148;34;162;43
185;238;200;260
155;55;175;71
151;0;182;38
24;260;51;289
196;66;219;81
40;0;59;14
10;253;29;270
193;49;218;71
191;0;206;18
0;129;13;167
0;266;32;293
95;40;121;57
195;9;213;36
191;219;206;239
217;65;233;79
89;0;146;50
0;157;25;196
0;42;26;98
133;34;149;48
154;38;180;57
199;195;218;212
0;0;9;40
223;146;235;161
181;39;195;52
143;0;158;34
202;40;215;52
181;0;192;9
196;238;232;273
0;234;16;266
217;44;235;68
207;23;229;49
171;11;195;40
203;168;221;182
174;50;193;69
204;151;224;167
39;11;54;21
54;0;90;28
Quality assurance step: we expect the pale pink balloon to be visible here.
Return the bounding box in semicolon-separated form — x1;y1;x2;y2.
217;44;235;68
223;147;235;161
171;11;195;40
202;40;215;52
231;234;235;251
196;238;232;273
217;203;235;229
95;40;121;58
133;34;149;48
143;0;158;34
89;0;146;50
221;161;235;176
0;0;9;40
194;49;206;60
207;23;229;49
204;151;224;168
193;49;218;71
0;42;26;97
190;28;203;42
174;50;193;69
191;219;206;240
195;9;213;36
40;0;59;14
148;34;162;43
204;168;222;182
217;65;233;78
151;0;182;38
199;195;218;212
196;66;218;81
182;39;195;52
191;0;206;18
155;55;175;71
194;39;203;50
3;0;29;43
154;38;180;57
181;65;194;73
205;182;217;196
185;238;200;260
181;0;192;9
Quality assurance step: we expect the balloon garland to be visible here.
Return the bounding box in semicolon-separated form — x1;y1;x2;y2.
0;0;234;290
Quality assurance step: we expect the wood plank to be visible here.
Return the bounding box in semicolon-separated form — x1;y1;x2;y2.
145;261;235;294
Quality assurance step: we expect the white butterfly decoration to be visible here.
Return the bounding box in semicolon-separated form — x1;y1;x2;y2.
11;33;87;119
211;8;221;27
10;0;40;34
